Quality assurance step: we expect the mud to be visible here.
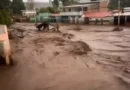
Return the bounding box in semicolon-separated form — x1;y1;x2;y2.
69;41;92;55
0;23;130;90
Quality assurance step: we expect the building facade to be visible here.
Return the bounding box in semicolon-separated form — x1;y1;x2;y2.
22;10;36;17
99;0;109;12
59;0;109;23
60;5;87;23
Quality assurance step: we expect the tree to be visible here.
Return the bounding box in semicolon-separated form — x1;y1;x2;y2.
60;0;79;6
0;11;4;24
39;8;49;13
60;0;70;6
0;0;12;26
70;0;79;5
11;0;25;14
53;0;59;9
47;7;56;13
109;0;130;10
0;0;11;9
1;10;11;26
39;7;59;13
27;1;35;10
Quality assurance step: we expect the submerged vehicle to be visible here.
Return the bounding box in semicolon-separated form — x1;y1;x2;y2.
0;25;13;65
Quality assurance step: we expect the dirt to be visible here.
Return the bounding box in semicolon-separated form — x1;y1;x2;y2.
0;23;130;90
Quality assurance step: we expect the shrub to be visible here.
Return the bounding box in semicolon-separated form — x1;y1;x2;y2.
0;10;12;26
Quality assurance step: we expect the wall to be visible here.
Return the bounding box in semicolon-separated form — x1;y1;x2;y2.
87;3;99;12
100;0;109;12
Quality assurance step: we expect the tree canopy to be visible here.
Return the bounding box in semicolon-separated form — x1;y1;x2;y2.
52;0;79;7
11;0;25;14
60;0;79;6
39;7;60;13
53;0;59;8
0;0;11;9
0;0;12;26
109;0;130;10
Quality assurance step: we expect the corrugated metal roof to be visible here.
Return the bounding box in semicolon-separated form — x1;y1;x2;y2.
85;12;112;18
60;12;82;16
114;12;130;16
62;4;88;8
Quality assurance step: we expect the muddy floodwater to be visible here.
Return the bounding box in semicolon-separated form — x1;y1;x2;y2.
0;23;130;90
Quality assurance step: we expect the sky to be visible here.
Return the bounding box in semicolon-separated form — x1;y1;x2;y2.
23;0;49;2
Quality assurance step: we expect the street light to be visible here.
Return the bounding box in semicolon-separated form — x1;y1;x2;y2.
35;8;39;25
118;0;120;28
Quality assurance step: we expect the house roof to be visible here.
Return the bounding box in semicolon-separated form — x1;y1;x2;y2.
85;12;112;18
61;4;88;8
79;1;100;4
114;12;130;16
124;7;130;10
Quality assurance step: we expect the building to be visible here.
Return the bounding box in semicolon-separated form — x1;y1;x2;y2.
80;0;109;12
114;7;130;26
60;4;87;23
99;0;109;12
22;10;36;17
59;0;109;23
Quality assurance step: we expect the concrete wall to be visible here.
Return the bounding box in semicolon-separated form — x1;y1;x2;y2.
100;0;109;12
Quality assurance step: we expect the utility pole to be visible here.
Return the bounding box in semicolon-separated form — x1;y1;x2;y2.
35;8;38;25
118;0;120;28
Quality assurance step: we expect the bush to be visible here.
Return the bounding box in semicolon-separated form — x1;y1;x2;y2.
0;11;4;24
39;7;60;13
0;10;12;26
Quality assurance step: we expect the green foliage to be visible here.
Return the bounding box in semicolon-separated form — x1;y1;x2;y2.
47;7;56;13
39;7;60;13
53;0;59;8
1;10;12;26
0;10;12;26
39;8;49;13
109;0;130;10
0;11;4;24
51;0;79;7
60;0;79;6
0;0;11;9
11;0;25;14
0;0;12;26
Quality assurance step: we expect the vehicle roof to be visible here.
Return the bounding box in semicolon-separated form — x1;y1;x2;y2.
0;25;6;34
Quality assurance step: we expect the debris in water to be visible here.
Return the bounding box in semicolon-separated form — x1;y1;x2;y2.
70;41;92;55
113;27;123;31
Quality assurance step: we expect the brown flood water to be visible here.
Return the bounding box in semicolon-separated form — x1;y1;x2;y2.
0;23;130;90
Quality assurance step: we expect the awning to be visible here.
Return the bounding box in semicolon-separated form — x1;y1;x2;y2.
50;14;60;17
114;12;130;16
85;12;112;18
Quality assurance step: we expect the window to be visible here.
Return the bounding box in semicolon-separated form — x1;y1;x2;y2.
69;8;71;12
83;7;88;11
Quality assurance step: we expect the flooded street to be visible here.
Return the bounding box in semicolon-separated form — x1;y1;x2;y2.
0;23;130;90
